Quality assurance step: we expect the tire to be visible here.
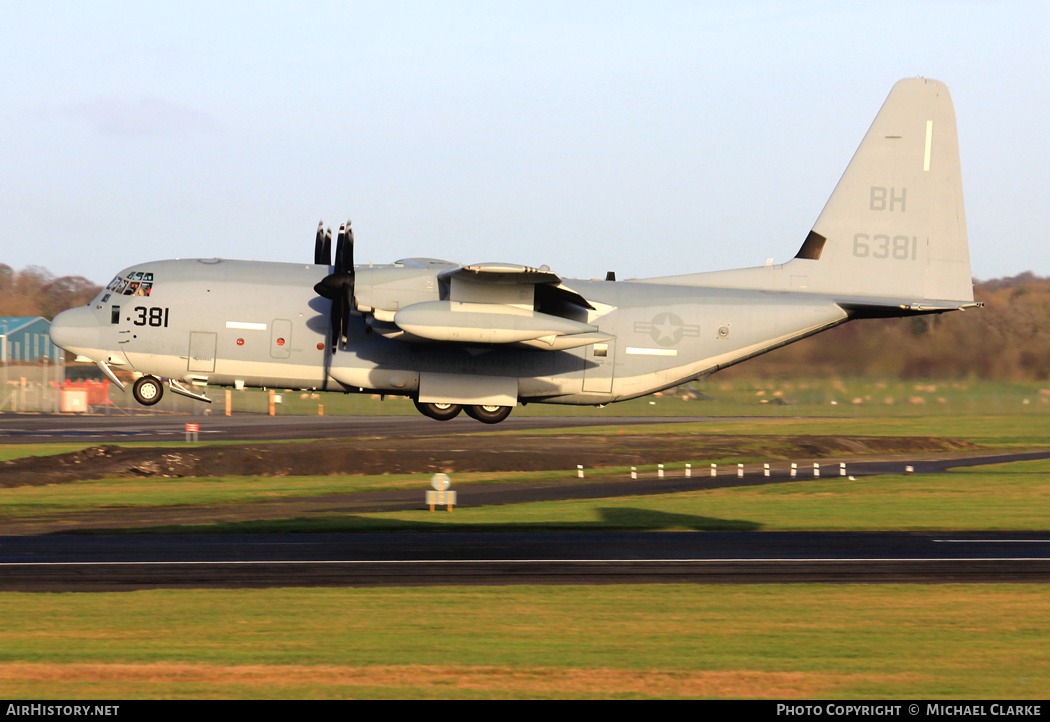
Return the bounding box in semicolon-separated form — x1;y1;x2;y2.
413;400;462;421
133;375;164;406
464;404;512;424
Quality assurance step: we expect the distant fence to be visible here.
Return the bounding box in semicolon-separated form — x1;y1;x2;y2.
1;362;209;416
1;360;65;413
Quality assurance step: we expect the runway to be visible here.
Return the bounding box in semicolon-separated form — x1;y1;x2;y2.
2;413;1049;591
2;531;1049;591
0;412;726;443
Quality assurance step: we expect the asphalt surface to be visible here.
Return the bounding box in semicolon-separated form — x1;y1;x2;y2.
2;531;1049;591
2;413;1048;590
0;412;729;443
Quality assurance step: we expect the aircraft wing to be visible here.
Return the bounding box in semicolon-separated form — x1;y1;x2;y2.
438;262;562;286
372;262;607;350
437;263;595;310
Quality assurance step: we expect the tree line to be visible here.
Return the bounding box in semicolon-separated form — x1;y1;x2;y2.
0;264;101;322
2;263;1047;381
720;272;1050;382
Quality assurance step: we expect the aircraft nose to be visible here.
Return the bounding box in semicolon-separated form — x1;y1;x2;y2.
50;306;101;357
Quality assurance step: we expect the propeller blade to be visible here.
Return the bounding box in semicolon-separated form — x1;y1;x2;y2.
334;223;347;274
313;221;325;265
341;219;355;342
322;227;332;266
312;217;358;353
330;291;343;352
345;218;355;269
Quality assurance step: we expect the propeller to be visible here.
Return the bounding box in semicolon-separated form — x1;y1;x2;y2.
313;221;333;266
313;219;355;352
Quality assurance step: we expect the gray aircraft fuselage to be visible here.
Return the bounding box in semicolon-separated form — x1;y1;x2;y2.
49;78;978;423
58;256;847;405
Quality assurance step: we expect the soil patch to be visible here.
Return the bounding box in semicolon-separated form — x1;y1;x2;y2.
0;432;980;488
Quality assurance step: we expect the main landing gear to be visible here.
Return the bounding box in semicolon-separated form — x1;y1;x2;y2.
463;404;513;424
413;400;462;421
413;400;513;424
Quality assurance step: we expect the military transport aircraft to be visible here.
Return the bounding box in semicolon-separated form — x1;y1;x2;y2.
50;78;977;424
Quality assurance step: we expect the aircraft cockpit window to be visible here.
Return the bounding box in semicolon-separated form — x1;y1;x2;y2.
107;272;155;296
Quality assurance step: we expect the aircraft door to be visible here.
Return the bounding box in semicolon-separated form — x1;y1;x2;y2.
582;339;615;393
188;332;217;373
270;319;292;359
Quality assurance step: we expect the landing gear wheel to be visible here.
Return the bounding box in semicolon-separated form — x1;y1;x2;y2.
413;400;463;421
464;404;513;424
133;375;164;406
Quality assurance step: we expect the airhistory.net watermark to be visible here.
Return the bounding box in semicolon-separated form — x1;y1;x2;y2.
6;706;118;717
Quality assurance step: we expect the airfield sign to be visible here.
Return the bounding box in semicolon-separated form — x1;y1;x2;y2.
427;474;456;511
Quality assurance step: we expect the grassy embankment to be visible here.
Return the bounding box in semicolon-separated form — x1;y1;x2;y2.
7;456;1045;534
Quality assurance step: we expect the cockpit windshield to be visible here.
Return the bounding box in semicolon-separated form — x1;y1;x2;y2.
106;271;154;297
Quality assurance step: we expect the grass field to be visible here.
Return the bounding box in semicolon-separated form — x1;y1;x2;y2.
1;379;1048;699
177;459;1050;534
6;456;1046;535
0;585;1047;699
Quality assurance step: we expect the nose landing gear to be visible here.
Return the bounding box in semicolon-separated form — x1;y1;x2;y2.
132;375;164;406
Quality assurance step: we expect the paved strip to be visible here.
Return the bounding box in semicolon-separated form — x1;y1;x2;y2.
0;414;729;443
2;531;1049;590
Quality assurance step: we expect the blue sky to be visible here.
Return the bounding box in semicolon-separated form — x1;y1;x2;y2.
2;1;1047;284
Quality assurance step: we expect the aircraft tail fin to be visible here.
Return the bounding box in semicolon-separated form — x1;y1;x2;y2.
790;77;972;303
646;78;973;306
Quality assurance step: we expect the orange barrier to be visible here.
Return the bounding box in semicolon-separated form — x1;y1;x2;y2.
54;379;111;406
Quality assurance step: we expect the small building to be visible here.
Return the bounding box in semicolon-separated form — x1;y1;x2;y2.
0;317;62;363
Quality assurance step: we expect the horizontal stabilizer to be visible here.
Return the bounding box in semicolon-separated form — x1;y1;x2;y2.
838;297;982;319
